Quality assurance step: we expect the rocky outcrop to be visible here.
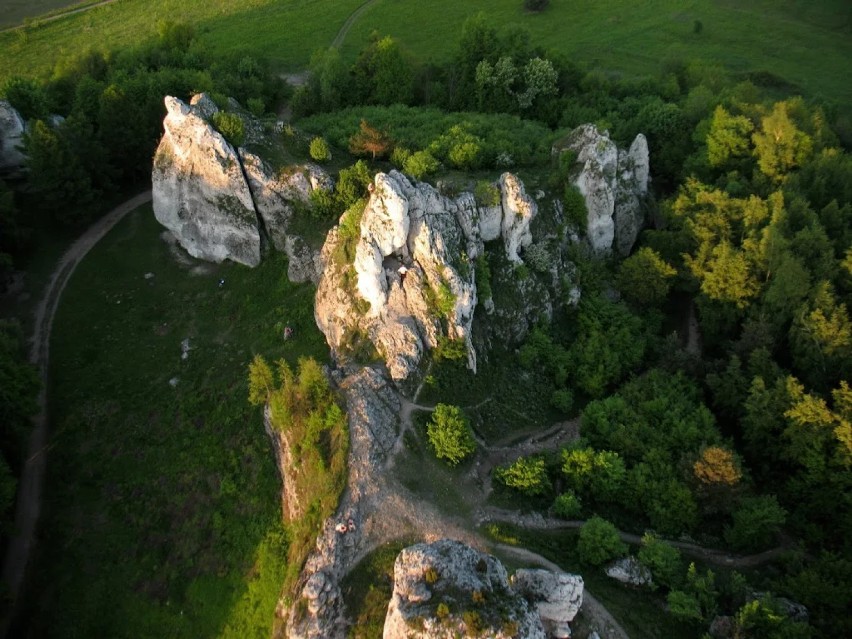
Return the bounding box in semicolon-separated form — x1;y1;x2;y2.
605;556;653;588
512;569;584;638
555;124;649;256
263;406;305;522
314;171;536;382
152;94;330;279
153;95;260;266
282;367;400;639
383;540;545;639
0;100;26;176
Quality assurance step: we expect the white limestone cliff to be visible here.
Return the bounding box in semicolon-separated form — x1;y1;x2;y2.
151;94;331;280
556;124;649;256
152;95;261;266
314;171;537;383
383;540;545;639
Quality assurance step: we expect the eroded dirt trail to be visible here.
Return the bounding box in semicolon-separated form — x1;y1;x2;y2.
1;191;152;630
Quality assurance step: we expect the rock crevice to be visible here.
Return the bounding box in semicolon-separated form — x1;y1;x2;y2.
151;94;330;281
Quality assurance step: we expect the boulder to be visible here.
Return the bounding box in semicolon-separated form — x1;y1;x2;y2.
0;100;26;176
383;539;545;639
748;592;809;622
315;170;537;383
605;556;653;588
152;95;261;266
512;569;584;638
555;124;649;255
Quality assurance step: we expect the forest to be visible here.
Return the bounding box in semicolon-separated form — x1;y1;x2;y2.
0;3;850;638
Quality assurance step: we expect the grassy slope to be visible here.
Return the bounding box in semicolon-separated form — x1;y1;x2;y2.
24;206;327;638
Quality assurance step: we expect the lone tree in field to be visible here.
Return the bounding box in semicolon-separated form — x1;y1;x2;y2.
427;403;476;466
349;119;392;160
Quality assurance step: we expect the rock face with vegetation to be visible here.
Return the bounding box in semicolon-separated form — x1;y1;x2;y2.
152;94;330;279
383;539;545;639
0;100;26;176
555;124;649;256
315;170;536;382
281;367;400;639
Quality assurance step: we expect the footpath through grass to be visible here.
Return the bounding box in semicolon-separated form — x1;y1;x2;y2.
20;206;326;637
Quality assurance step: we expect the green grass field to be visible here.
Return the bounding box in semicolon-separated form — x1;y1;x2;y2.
343;0;852;106
0;0;99;30
2;0;851;111
21;206;327;637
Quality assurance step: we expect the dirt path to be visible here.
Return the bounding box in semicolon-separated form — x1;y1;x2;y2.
0;190;153;631
495;544;630;639
477;507;791;570
0;0;118;34
331;0;381;49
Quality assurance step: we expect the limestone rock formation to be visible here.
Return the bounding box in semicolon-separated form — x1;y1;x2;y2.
555;124;649;255
152;94;330;280
0;100;26;176
512;569;584;638
314;171;536;382
383;539;545;639
281;367;400;639
605;555;653;587
153;95;261;266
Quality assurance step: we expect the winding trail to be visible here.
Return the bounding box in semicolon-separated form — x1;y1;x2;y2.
331;0;381;50
0;0;118;34
0;190;153;632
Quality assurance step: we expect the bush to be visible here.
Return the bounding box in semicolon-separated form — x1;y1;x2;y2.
553;492;582;519
563;185;587;232
336;160;373;209
474;180;500;207
246;97;265;117
3;76;49;120
403;150;439;179
390;146;412;168
577;516;627;566
617;247;677;307
724;495;786;551
494;456;550;496
550;388;574;414
309;136;331;163
475;254;492;301
637;533;682;590
210;111;245;147
427;404;476;466
524;0;550;11
448;141;481;169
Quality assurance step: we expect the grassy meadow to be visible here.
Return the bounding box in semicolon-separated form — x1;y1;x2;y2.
0;0;98;30
2;0;851;111
343;0;852;106
20;206;327;637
